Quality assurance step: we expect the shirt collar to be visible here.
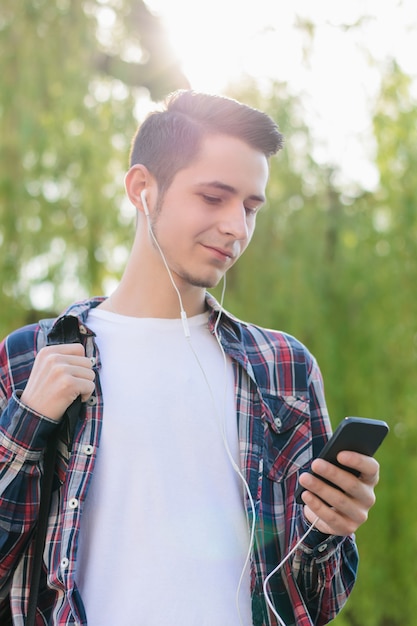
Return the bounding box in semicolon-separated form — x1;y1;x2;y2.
52;294;250;370
205;292;251;372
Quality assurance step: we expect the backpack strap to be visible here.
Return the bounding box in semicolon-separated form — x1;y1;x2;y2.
42;315;84;449
26;316;83;626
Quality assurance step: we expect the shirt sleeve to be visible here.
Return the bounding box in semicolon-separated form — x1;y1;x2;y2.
288;355;359;625
0;332;57;593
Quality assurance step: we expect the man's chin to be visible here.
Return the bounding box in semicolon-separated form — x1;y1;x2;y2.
183;271;224;290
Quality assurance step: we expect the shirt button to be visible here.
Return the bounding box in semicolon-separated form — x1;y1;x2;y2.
68;498;79;509
84;445;94;456
318;543;328;553
79;324;88;335
61;557;69;569
86;395;97;406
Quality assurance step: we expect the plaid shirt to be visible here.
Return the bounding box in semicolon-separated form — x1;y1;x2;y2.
0;296;358;626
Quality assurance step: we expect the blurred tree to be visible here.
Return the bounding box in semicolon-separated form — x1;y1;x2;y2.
335;60;417;626
0;0;188;336
224;67;417;625
1;4;417;621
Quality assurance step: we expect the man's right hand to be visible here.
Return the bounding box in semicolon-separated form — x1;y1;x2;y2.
20;344;96;422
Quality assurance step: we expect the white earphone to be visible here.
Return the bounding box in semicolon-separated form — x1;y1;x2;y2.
137;181;311;625
139;187;190;338
140;189;150;216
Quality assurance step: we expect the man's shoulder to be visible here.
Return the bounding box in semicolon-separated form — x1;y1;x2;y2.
59;296;105;320
2;297;104;355
0;323;43;393
223;310;312;362
221;313;318;397
242;318;307;350
3;322;42;354
206;293;309;356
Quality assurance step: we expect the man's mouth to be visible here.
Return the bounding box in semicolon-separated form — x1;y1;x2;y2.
203;245;235;262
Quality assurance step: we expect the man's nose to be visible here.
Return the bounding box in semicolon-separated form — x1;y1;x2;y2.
219;203;249;240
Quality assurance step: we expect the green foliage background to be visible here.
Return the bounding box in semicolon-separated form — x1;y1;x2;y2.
225;71;417;625
1;2;417;624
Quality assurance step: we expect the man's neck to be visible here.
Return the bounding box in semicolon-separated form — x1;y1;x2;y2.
100;226;209;318
99;269;207;319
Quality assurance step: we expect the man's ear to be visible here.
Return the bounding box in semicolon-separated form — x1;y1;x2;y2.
124;165;155;216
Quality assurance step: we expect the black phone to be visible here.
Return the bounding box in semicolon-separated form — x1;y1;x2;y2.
295;416;389;504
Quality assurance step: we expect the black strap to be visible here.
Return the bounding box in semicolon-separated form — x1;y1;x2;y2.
26;317;83;626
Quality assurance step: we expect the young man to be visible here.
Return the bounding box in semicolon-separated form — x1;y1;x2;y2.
0;91;379;626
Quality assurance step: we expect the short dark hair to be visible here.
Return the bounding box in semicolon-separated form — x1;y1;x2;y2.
129;90;284;195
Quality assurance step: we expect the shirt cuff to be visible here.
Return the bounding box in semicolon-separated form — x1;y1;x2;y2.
298;513;346;559
0;391;59;461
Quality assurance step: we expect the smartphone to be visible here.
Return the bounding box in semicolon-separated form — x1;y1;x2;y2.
295;416;389;504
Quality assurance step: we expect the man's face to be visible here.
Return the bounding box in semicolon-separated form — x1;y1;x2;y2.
150;133;269;290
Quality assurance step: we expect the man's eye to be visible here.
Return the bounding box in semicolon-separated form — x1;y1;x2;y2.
202;195;221;204
245;206;259;216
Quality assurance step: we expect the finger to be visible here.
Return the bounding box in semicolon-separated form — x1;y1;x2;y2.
68;363;96;402
302;493;362;536
42;343;86;356
300;470;375;527
302;461;375;508
58;356;95;372
79;380;96;403
67;364;96;382
337;451;380;485
310;458;357;487
42;353;95;375
299;469;352;507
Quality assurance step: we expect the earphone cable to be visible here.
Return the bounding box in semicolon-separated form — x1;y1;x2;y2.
143;207;319;626
262;516;320;626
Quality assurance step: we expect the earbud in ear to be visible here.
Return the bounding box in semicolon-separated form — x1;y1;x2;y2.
140;189;150;217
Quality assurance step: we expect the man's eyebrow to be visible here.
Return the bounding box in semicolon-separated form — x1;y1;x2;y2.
195;180;266;204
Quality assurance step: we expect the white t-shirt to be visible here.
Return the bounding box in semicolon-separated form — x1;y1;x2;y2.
76;309;252;626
